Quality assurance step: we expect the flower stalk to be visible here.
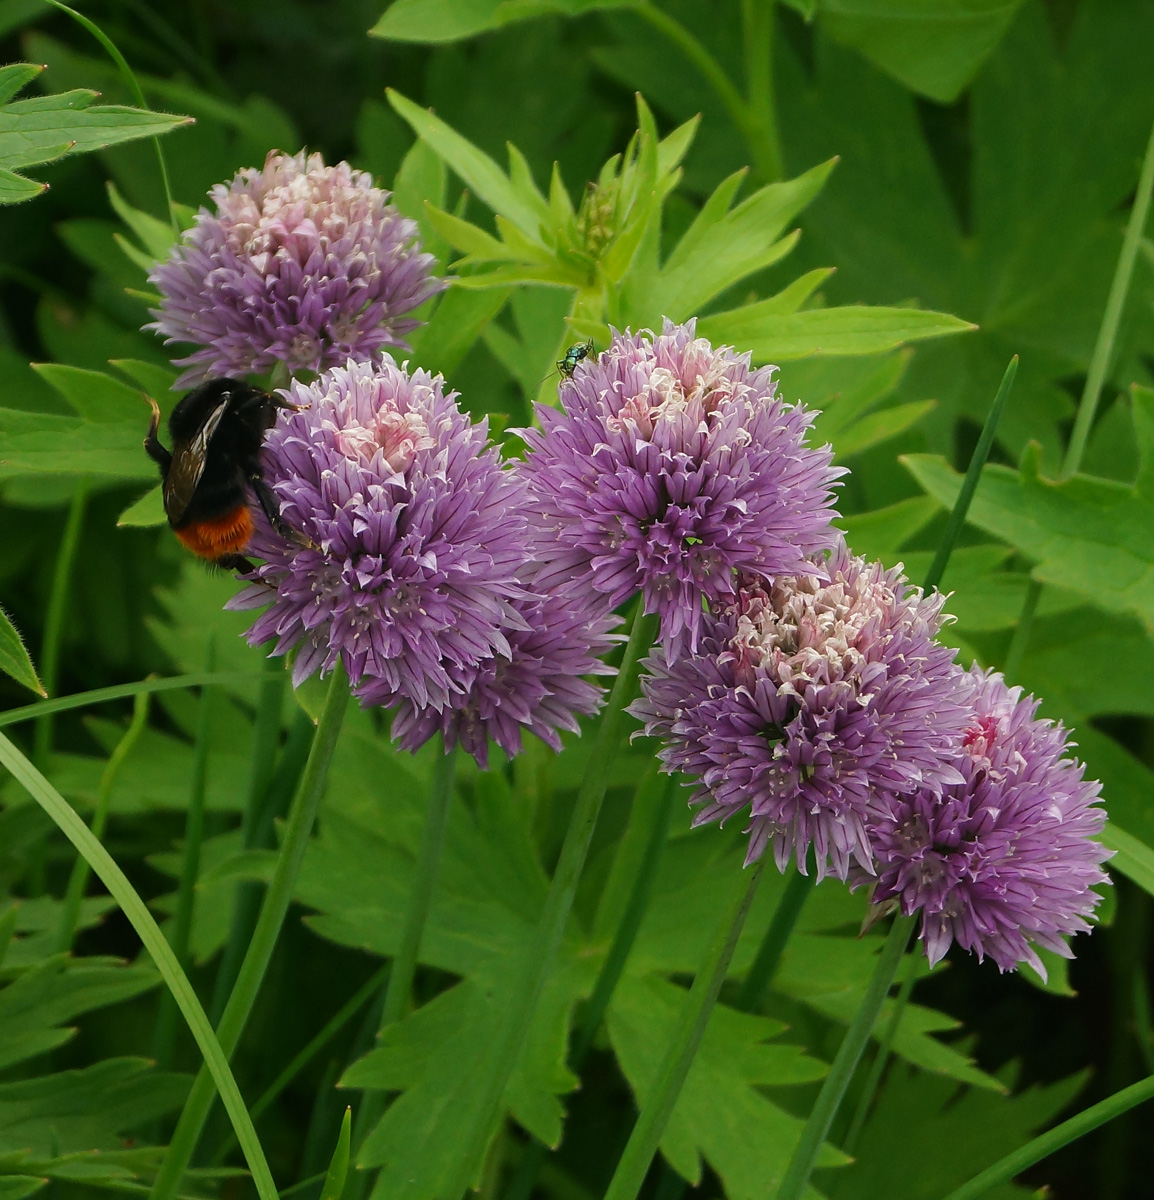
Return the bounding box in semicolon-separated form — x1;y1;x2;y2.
602;858;766;1200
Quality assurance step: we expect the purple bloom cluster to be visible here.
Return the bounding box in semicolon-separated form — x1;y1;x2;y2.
517;320;842;655
630;546;965;881
149;151;441;386
868;666;1109;975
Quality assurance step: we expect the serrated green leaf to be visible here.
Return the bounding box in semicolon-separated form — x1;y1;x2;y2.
818;0;1027;104
0;410;152;481
423;203;509;260
106;182;178;261
31;364;146;423
0;607;44;697
0;1178;44;1200
607;975;842;1197
0;64;43;106
370;0;641;43
699;304;975;362
833;398;935;458
109;358;179;398
837;496;940;561
408;285;512;376
0;166;46;204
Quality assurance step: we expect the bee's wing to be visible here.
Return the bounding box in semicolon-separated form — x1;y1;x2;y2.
163;398;229;524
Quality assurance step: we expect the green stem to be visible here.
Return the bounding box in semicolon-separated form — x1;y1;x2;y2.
1003;577;1042;680
210;963;390;1166
447;604;657;1198
54;689;150;953
503;775;677;1200
736;865;811;1012
211;658;291;1022
740;0;782;181
634;4;768;180
0;672;261;729
154;637;217;1069
923;357;1018;594
841;947;918;1154
1062;112;1154;480
942;1074;1154;1200
0;730;278;1200
381;744;458;1029
775;915;915;1200
603;859;766;1200
33;483;88;767
41;0;182;235
149;666;351;1200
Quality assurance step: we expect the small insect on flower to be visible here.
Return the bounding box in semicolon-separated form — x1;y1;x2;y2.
144;378;313;571
557;339;595;378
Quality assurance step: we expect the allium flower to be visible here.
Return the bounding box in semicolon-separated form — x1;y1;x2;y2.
227;358;528;711
149;151;441;386
390;587;620;769
516;320;841;655
629;546;964;880
868;666;1110;975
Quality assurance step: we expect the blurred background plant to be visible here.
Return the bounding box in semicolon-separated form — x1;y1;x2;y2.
0;2;1152;1200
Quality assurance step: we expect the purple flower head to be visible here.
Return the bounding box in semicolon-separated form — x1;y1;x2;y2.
629;544;964;880
868;666;1110;975
227;358;529;712
149;150;442;386
516;320;842;656
390;584;621;769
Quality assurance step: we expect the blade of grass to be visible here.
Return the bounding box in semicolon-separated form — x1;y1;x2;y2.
0;728;278;1200
54;688;150;952
149;665;351;1200
154;636;216;1069
0;672;261;728
941;1074;1154;1200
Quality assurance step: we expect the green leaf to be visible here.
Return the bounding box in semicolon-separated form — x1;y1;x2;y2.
106;182;178;261
1100;823;1154;898
0;63;43;106
0;607;44;697
699;305;975;362
826;1062;1086;1199
408;286;513;377
116;485;165;528
607;975;842;1197
818;0;1027;103
653;159;836;321
320;1108;351;1200
832;398;936;458
902;392;1154;632
30;364;146;423
387;89;544;237
0;167;45;204
370;0;640;43
0;410;152;481
838;496;940;561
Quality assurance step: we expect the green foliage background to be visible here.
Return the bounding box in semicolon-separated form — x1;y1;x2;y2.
0;1;1151;1199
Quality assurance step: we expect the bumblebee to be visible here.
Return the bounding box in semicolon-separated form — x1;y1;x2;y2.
144;378;310;571
557;339;595;378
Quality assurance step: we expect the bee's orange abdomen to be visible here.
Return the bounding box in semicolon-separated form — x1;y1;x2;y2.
175;505;254;560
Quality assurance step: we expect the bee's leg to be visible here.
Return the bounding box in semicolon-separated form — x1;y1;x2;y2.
250;473;318;551
143;397;172;473
215;553;256;573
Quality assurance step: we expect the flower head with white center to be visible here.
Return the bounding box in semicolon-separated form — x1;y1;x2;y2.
516;319;842;656
629;544;965;880
149;150;442;386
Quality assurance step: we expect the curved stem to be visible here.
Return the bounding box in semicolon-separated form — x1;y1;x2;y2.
1062;111;1154;480
736;865;811;1012
0;730;278;1200
634;5;766;178
942;1074;1154;1200
775;915;915;1200
54;689;150;952
447;604;657;1198
149;665;351;1200
603;859;766;1200
40;0;181;235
